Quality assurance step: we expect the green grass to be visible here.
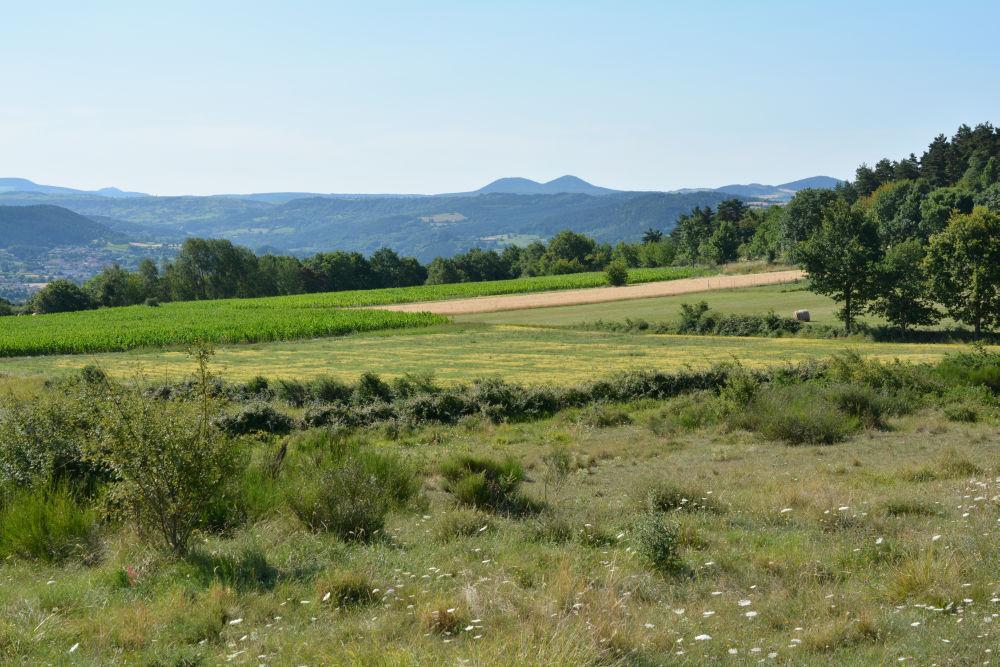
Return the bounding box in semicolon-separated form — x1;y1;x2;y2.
1;323;988;385
456;282;850;326
0;267;703;357
0;381;996;664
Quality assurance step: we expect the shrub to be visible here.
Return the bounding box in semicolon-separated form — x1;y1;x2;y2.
308;376;353;404
604;260;629;286
439;454;536;515
661;391;722;430
234;375;273;401
288;443;417;540
633;514;685;575
316;571;376;607
302;402;353;428
390;372;440;399
735;385;859;445
0;484;98;563
400;391;470;425
645;481;722;513
936;348;1000;392
0;392;105;492
353;372;394;404
576;404;632;428
213;401;295;436
435;509;491;542
823;383;888;429
88;353;241;555
944;404;979;423
275;379;309;407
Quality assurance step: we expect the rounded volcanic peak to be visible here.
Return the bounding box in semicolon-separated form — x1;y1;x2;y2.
475;175;617;196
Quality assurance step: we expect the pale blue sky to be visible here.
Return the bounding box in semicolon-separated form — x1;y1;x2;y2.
2;1;998;195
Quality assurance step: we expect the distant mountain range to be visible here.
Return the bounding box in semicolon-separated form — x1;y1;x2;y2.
0;174;842;262
0;177;148;199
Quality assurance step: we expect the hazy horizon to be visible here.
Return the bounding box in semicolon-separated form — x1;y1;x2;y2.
2;1;998;196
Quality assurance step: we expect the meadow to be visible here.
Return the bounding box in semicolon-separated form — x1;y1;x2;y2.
0;323;981;385
0;351;997;665
0;266;703;357
456;282;847;327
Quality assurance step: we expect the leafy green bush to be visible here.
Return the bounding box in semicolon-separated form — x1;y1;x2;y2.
308;376;353;403
288;442;418;540
0;392;105;492
823;383;888;429
439;454;536;515
0;484;98;562
633;514;685;575
275;379;309;407
936;348;1000;392
735;385;860;445
353;372;394;404
604;260;629;286
88;355;242;555
213;401;295;436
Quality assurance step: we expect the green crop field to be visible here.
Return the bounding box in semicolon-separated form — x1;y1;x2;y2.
2;323;989;386
0;266;704;357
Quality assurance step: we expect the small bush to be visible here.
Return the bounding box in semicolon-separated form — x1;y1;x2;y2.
439;454;536;515
0;485;98;563
317;571;377;607
645;481;722;514
936;348;1000;392
944;404;979;423
435;509;491;542
213;401;295;436
528;513;573;543
353;372;394;404
604;260;629;286
633;514;685;575
308;376;353;404
661;391;722;430
576;404;632;428
288;444;417;540
302;402;353;428
274;379;309;407
735;385;859;445
823;383;888;429
89;351;242;555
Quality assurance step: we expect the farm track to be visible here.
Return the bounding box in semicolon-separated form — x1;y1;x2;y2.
371;269;806;315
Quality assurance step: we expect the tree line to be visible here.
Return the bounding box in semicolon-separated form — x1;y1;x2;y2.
793;123;1000;334
9;229;682;314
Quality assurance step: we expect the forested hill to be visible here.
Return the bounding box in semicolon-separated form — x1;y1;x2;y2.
0;205;125;250
0;190;737;261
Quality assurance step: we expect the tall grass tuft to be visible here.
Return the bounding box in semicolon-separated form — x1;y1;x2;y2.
0;484;98;563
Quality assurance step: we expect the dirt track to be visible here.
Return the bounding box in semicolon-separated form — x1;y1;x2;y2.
373;269;805;315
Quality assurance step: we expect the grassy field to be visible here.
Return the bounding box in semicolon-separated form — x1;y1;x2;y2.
0;357;997;665
1;323;989;385
456;282;852;327
0;267;704;357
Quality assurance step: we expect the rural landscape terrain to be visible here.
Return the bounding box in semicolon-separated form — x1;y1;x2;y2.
1;121;999;666
3;1;1000;664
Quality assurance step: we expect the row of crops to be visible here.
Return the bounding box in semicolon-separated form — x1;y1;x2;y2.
0;266;705;357
238;266;707;309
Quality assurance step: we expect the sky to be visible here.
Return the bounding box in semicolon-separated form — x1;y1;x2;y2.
2;1;999;196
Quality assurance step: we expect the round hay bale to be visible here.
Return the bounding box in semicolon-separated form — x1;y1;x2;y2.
794;309;811;322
